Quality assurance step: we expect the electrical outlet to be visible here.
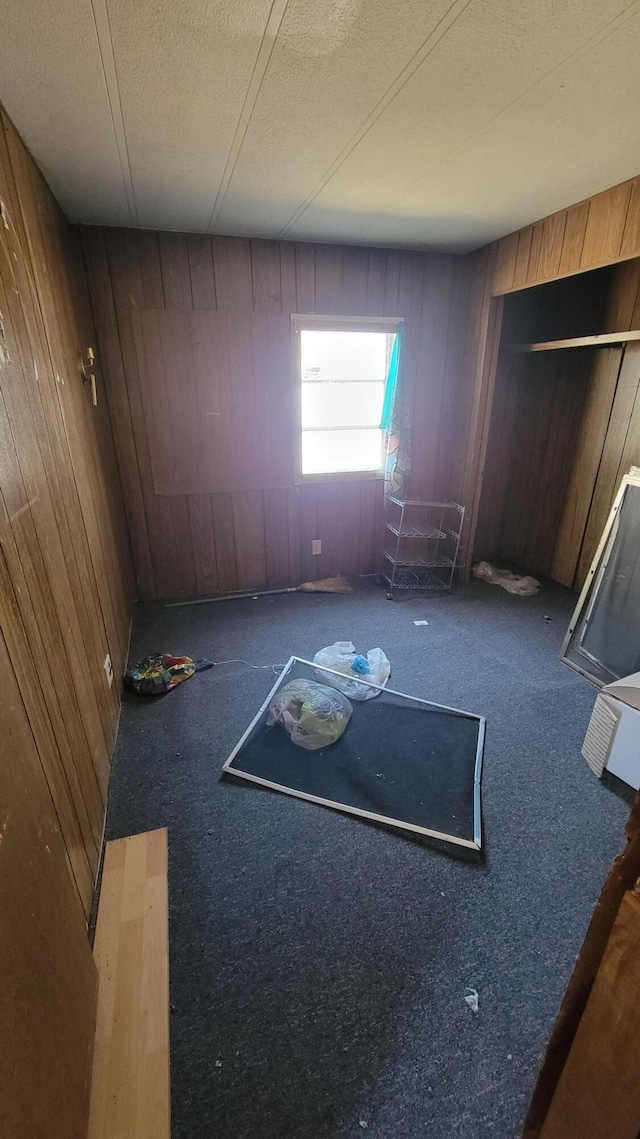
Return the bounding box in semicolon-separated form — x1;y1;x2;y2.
103;653;114;688
312;539;322;555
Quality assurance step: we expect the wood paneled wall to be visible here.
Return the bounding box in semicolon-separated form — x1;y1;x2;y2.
474;306;640;591
0;110;133;1136
83;227;477;599
492;173;640;295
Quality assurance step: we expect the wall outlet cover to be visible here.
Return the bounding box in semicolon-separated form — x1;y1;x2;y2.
312;539;322;555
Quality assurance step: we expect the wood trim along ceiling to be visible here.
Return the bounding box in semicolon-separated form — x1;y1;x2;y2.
492;174;640;295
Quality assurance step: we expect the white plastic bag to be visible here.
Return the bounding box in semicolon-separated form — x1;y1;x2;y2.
312;641;390;701
266;679;352;751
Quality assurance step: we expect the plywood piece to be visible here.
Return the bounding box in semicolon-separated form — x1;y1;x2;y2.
88;829;170;1139
539;888;640;1139
581;183;633;270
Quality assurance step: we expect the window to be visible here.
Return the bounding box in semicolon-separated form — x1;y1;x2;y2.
293;317;401;479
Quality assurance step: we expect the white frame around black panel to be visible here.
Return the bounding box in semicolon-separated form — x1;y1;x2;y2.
221;656;485;851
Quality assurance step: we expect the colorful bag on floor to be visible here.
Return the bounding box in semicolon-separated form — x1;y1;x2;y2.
124;653;212;696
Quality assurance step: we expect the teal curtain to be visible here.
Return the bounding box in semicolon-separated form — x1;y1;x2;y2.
381;329;410;497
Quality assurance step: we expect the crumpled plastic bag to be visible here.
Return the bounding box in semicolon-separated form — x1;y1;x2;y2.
472;561;540;597
266;679;352;751
312;641;390;700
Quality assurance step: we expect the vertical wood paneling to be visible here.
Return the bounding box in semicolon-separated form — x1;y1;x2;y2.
0;106;132;1137
527;221;545;285
263;488;290;587
366;249;387;315
158;232;191;308
512;226;534;289
620;179;640;258
294;242;315;312
494;233;518;293
210;492;238;593
575;342;640;587
232;490;267;591
537;212;567;282
492;175;640;294
0;628;98;1139
86;230;476;598
212;236;253;310
187;493;219;595
550;348;622;586
580;183;632;269
187;235;216;309
250;239;282;312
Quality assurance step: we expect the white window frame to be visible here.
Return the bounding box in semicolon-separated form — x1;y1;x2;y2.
292;314;403;484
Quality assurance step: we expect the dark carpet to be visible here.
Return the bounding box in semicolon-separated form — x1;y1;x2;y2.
105;577;631;1139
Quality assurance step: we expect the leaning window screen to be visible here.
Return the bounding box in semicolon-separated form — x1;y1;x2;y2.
564;481;640;684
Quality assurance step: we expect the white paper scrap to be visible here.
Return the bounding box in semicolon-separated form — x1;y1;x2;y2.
413;620;429;626
464;987;479;1013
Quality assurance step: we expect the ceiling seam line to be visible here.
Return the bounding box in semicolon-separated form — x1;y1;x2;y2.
88;0;138;225
275;0;473;239
206;0;290;233
347;0;640;241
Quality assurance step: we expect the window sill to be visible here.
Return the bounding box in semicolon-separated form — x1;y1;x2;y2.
295;469;385;486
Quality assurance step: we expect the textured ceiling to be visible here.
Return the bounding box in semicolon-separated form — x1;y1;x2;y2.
2;0;640;250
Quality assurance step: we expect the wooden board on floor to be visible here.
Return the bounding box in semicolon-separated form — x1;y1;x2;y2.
88;829;170;1139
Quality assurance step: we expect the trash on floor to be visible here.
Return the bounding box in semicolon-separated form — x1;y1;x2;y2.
464;987;479;1013
313;641;391;700
223;657;485;852
266;679;352;750
472;561;540;596
124;653;213;695
297;574;353;594
414;619;429;626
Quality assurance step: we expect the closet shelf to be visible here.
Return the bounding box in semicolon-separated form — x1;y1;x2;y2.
514;329;640;353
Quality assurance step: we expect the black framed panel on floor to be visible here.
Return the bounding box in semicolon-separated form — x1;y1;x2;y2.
222;657;485;850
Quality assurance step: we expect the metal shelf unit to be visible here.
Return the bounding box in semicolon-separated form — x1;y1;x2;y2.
379;496;465;599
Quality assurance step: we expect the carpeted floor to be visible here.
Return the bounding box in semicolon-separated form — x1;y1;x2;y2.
105;577;631;1139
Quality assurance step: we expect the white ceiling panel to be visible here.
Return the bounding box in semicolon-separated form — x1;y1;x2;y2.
356;8;640;250
212;0;461;236
1;0;640;249
0;0;132;224
285;0;639;244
